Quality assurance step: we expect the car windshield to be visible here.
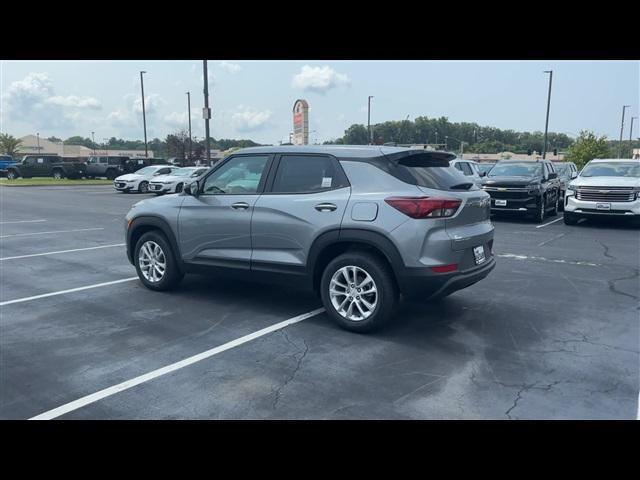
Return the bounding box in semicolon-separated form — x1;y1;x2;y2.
136;167;159;175
554;164;570;176
580;162;640;178
172;168;197;177
488;162;542;177
477;163;495;174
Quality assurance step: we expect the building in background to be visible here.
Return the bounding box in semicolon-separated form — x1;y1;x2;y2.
292;99;309;145
461;151;565;162
17;135;152;158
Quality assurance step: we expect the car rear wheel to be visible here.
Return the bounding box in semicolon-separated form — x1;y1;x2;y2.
134;231;184;291
138;181;149;193
106;170;117;180
53;170;64;180
320;252;398;333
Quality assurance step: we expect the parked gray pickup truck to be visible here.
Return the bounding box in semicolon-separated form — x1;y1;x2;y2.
5;155;86;180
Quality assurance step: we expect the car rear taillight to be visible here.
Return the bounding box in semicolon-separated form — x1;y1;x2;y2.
384;197;462;218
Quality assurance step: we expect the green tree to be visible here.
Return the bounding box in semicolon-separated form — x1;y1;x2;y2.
564;130;610;168
64;136;95;149
0;134;23;158
342;124;369;145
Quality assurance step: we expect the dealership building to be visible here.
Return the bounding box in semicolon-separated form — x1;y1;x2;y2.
17;135;152;158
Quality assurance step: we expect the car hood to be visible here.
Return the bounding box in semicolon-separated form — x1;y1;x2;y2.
115;173;143;181
571;176;640;188
483;176;541;187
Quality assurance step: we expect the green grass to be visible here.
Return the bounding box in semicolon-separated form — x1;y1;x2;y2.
0;177;113;186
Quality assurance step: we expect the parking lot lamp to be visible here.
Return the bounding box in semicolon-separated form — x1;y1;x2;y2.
630;117;637;157
203;60;212;164
186;92;192;163
617;105;630;158
104;138;109;157
140;71;148;158
542;70;553;159
368;96;374;145
36;132;40;153
91;132;96;155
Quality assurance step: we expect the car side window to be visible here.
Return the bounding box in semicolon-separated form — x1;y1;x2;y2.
203;155;269;195
99;157;108;164
457;162;473;176
271;155;347;193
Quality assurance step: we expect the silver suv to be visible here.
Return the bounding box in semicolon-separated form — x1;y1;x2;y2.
124;146;495;332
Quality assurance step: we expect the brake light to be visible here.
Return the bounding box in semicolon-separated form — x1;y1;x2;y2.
385;197;462;218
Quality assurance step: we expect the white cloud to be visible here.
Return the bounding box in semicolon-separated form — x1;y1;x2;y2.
219;61;241;73
231;107;272;132
45;95;101;109
164;110;198;130
292;65;350;94
132;93;164;115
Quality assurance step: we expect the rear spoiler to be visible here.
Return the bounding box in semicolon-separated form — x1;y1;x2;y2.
381;149;456;168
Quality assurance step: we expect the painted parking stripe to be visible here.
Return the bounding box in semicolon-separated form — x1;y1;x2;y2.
0;277;138;307
29;307;326;420
0;219;47;225
496;253;601;267
0;227;104;239
535;216;564;228
0;243;125;261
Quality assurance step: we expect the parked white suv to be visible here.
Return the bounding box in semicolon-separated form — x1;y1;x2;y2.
114;166;178;194
564;158;640;225
451;159;485;186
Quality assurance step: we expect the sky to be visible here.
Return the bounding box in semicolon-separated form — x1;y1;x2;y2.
1;60;638;145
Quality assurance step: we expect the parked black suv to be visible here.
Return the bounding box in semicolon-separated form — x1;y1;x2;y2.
86;156;131;179
6;155;86;180
481;159;561;222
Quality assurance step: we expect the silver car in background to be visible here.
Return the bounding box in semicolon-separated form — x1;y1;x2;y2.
125;146;495;332
149;166;209;195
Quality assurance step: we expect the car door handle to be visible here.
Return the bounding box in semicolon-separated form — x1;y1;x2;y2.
315;203;337;212
231;202;250;210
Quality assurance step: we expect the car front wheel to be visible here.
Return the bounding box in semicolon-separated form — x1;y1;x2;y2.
7;170;18;180
534;197;546;223
320;251;398;333
138;181;149;193
134;231;184;291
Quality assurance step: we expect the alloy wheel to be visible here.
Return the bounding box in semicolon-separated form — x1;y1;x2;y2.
329;265;378;322
138;241;166;283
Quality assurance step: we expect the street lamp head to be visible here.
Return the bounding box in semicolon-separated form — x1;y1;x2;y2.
141;71;146;74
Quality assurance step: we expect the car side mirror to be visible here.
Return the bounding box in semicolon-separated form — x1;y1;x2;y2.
548;172;558;179
571;171;578;179
185;180;199;197
479;171;487;177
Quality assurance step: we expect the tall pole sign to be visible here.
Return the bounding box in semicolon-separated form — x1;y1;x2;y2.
292;99;309;145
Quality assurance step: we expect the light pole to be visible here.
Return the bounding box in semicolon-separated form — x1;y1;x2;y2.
36;132;40;153
186;91;192;163
435;130;438;147
139;71;148;158
91;132;96;155
618;105;631;158
542;70;553;159
630;116;637;158
103;138;109;157
367;96;374;145
203;61;212;164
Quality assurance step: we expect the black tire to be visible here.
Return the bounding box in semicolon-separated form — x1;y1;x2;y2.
558;191;565;212
175;183;183;193
549;193;558;217
6;170;18;180
52;170;64;180
138;181;149;193
320;251;399;333
106;169;117;180
134;231;184;291
533;197;546;223
564;212;579;226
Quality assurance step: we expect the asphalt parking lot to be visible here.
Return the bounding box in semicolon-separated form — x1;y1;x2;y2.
1;185;638;420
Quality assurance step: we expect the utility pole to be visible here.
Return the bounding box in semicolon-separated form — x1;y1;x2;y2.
36;132;40;153
203;61;211;164
618;105;630;158
630;116;637;158
104;138;109;157
542;70;553;159
186;91;192;163
91;132;96;155
367;96;374;145
140;71;148;158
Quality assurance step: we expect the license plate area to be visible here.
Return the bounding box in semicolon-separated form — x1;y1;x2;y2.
495;199;507;207
596;203;611;211
473;245;486;265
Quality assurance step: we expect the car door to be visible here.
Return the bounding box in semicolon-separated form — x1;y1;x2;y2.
177;154;273;268
251;153;350;272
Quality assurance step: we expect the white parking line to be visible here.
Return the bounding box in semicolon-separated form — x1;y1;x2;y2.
0;277;138;306
0;243;125;261
0;227;104;239
497;253;601;267
0;219;47;225
29;307;326;420
535;216;564;228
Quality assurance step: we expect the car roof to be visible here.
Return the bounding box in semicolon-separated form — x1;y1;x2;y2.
589;158;640;163
233;145;435;159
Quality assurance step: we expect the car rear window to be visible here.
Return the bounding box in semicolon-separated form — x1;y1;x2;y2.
387;153;478;190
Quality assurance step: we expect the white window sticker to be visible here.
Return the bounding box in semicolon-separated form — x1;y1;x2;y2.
37;158;44;164
138;160;144;164
321;177;333;188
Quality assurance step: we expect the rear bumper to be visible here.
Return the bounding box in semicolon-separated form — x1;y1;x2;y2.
398;255;496;299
